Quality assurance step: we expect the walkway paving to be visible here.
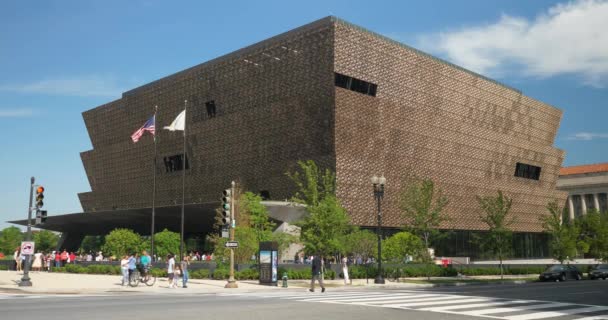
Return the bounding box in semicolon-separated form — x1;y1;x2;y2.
0;270;536;295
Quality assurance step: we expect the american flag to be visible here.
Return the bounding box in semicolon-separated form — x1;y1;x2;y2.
131;115;156;143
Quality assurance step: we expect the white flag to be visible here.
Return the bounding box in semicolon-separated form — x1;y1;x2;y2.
164;109;186;131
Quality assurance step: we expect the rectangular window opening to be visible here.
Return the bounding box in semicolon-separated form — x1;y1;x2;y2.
514;162;541;180
163;153;190;173
205;100;216;118
334;72;377;97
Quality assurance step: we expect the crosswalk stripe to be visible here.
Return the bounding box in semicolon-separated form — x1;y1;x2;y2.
319;293;418;302
420;300;533;311
380;296;488;308
574;315;608;320
503;306;608;320
387;297;493;308
459;303;564;316
383;295;471;308
293;293;391;301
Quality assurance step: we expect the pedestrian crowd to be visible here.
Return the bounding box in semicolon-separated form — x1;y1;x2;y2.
12;247;86;272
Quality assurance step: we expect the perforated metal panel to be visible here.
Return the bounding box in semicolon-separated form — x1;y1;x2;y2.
79;17;566;233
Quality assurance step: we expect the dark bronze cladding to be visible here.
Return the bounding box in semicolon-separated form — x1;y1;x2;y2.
73;16;565;235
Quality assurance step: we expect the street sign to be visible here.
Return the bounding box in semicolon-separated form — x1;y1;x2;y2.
225;241;239;248
21;241;35;255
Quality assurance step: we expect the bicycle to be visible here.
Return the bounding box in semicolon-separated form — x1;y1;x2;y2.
129;267;156;287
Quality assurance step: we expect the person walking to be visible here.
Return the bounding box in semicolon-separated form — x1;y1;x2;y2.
309;254;325;293
341;256;350;285
120;255;129;286
167;254;176;288
181;255;190;288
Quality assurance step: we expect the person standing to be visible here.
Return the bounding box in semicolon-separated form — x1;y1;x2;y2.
120;255;129;286
167;254;176;288
14;248;21;272
127;253;137;283
54;251;61;268
341;256;350;285
181;255;190;288
60;249;68;267
309;254;325;293
32;251;42;272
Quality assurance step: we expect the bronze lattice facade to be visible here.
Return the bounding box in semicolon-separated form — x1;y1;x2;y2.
79;16;566;235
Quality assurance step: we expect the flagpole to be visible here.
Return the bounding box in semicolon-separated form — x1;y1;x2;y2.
180;100;187;262
151;105;158;261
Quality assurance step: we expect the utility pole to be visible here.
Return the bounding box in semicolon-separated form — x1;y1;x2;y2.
225;180;238;288
19;177;35;287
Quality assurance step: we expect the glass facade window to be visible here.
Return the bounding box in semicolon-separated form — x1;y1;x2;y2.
573;194;583;217
334;72;377;97
599;193;608;213
514;162;541;180
163;153;189;173
585;194;596;211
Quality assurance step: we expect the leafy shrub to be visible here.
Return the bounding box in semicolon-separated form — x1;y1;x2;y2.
236;268;258;280
189;269;209;279
150;268;167;278
212;268;230;280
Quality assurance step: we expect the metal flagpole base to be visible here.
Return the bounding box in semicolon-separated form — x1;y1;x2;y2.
19;276;32;287
225;280;238;288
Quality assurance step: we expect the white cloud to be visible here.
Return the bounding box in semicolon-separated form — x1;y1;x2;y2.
0;75;127;97
567;132;608;140
0;108;34;117
417;0;608;87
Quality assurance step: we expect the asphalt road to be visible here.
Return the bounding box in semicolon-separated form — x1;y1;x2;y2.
2;280;608;320
417;278;608;305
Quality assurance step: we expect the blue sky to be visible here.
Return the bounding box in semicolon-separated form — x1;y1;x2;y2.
1;0;607;229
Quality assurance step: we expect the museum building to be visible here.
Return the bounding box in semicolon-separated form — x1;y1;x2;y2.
12;17;567;258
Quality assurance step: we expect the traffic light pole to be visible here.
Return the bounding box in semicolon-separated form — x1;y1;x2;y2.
19;177;34;287
225;181;238;288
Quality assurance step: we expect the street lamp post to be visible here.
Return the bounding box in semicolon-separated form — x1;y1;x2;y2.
19;176;35;287
371;175;386;284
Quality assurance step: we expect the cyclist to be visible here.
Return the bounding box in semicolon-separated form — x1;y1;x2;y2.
140;250;152;277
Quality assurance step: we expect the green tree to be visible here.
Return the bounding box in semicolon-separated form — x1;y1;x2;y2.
342;228;377;261
577;210;608;262
476;190;514;279
286;160;335;207
213;226;259;264
33;230;59;253
153;229;180;259
241;192;276;242
382;231;425;263
541;201;580;263
0;226;23;255
297;195;351;256
79;235;105;254
399;177;449;257
102;228;144;258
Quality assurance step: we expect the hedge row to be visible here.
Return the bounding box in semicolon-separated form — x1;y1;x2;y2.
338;265;547;279
16;264;547;279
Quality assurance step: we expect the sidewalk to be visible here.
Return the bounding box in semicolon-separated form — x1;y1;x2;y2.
0;271;536;295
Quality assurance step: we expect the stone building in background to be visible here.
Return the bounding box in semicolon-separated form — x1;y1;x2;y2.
12;17;567;258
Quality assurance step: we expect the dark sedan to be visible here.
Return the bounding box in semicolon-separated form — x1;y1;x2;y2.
539;265;583;282
589;264;608;280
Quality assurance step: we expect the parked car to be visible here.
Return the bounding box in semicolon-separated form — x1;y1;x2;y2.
539;265;582;282
589;264;608;280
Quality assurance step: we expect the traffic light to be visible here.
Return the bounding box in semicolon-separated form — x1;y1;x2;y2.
221;189;231;226
35;186;45;208
35;210;47;224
